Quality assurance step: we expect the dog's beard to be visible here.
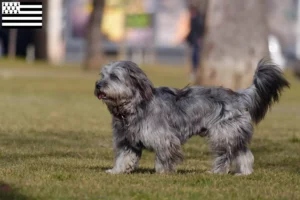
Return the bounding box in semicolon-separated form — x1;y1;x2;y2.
94;85;134;107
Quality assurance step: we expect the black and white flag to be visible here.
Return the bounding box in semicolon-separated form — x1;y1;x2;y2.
1;2;42;28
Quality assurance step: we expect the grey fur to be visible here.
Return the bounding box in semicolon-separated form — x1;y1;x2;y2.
94;59;289;175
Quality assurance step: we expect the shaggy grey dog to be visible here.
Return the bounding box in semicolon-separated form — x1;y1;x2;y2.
94;59;289;175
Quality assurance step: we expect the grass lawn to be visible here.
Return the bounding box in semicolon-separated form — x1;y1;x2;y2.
0;60;300;200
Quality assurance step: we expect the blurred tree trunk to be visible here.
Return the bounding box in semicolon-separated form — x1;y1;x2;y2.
8;29;17;59
187;0;208;16
35;0;48;60
84;0;105;70
196;0;269;89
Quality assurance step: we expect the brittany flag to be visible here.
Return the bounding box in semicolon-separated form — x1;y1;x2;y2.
1;1;42;28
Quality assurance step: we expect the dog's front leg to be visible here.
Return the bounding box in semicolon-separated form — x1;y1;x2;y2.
154;137;183;174
155;156;176;174
106;145;142;174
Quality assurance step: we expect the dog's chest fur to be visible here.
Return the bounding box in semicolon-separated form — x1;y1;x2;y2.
112;112;149;150
111;102;173;151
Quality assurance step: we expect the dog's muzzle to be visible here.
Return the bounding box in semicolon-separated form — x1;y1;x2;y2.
95;81;107;100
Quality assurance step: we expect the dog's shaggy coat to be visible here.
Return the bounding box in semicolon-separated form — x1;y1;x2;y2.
94;59;289;175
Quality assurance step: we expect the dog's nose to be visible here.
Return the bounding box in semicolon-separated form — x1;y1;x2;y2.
95;81;103;89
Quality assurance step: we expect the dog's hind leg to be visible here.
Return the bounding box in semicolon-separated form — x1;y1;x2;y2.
211;151;231;174
209;112;253;175
234;148;254;175
208;128;233;174
106;146;142;174
231;121;254;175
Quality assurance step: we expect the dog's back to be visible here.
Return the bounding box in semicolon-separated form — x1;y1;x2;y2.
157;58;289;127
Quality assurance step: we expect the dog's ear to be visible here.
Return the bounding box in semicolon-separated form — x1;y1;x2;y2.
133;75;154;101
126;62;154;101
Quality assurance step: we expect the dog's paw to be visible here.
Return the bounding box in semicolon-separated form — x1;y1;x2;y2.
207;170;230;175
234;172;252;176
105;169;117;174
234;173;245;176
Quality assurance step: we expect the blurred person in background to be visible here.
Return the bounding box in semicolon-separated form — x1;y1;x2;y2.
186;5;205;82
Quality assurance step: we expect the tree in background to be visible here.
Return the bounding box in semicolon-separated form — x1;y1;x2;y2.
196;0;269;89
8;29;17;59
84;0;105;70
187;0;208;17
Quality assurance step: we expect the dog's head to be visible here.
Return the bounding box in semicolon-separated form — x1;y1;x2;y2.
94;61;154;107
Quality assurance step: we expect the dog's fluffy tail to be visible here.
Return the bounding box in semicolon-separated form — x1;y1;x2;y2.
242;58;290;124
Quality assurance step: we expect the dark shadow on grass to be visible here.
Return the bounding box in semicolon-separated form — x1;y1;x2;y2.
132;168;206;174
134;168;155;174
0;181;32;200
85;166;155;174
91;166;205;174
177;169;206;174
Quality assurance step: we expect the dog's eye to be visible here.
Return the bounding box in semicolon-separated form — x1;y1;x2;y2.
110;74;119;81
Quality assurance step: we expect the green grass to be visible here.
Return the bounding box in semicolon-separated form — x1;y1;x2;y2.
0;60;300;200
